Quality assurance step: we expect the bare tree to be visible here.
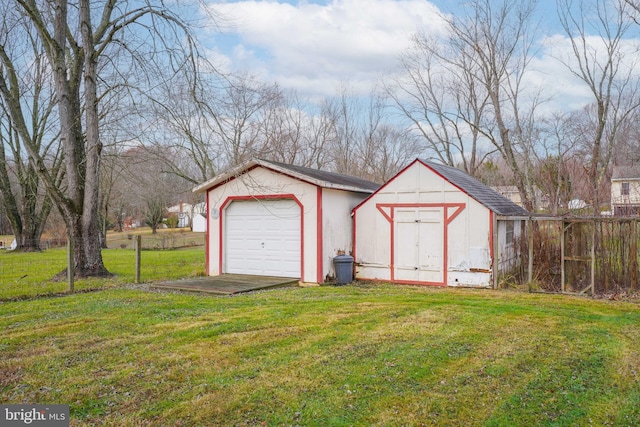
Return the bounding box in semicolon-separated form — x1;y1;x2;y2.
146;70;283;181
260;89;332;168
390;0;543;210
143;70;223;185
447;0;543;210
558;0;640;213
326;85;361;177
356;93;420;182
0;116;59;251
386;32;492;177
99;144;130;244
210;75;280;167
144;197;165;234
0;9;61;251
323;86;420;182
5;0;202;276
612;107;640;165
534;113;580;214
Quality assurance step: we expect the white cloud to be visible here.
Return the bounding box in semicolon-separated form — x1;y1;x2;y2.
202;1;640;115
204;0;447;97
527;33;640;114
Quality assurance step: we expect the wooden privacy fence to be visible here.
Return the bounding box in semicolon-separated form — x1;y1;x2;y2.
497;216;640;295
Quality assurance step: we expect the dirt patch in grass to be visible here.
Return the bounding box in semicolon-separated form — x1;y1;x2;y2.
0;365;24;388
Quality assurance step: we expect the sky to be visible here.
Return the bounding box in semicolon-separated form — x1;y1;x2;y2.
202;0;446;96
200;0;639;113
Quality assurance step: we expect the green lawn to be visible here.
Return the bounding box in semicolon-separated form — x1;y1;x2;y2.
1;284;639;426
0;247;205;300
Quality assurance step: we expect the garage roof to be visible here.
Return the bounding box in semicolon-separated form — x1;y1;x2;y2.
422;160;529;216
193;158;381;194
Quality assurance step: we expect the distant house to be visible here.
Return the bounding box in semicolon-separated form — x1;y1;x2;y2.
611;165;640;216
492;186;523;207
166;201;206;228
166;202;193;228
491;185;550;211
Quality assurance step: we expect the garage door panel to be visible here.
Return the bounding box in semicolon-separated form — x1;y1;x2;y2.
225;199;301;278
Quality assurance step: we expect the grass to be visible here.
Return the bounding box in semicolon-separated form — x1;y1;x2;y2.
0;247;205;300
1;284;639;426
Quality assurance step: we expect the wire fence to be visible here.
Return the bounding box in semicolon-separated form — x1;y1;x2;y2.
107;231;204;250
0;231;205;300
7;220;640;299
497;217;640;296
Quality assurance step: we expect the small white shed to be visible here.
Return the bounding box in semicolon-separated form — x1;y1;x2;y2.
353;159;528;288
192;213;206;233
193;159;379;284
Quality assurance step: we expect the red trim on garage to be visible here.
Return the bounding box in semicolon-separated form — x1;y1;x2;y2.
352;211;357;263
390;208;396;281
352;159;503;222
443;204;466;285
205;189;210;276
218;194;304;280
205;164;262;192
316;187;324;284
352;159;422;214
375;202;466;286
205;162;373;196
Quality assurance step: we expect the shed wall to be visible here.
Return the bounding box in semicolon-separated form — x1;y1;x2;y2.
206;167;319;283
354;162;493;287
320;189;369;281
496;219;524;273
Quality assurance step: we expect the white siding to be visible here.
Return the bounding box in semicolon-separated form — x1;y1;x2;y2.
206;167;318;283
496;219;524;273
192;214;206;233
354;161;494;288
204;165;369;284
321;189;369;280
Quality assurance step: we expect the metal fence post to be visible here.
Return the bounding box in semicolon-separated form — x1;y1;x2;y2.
135;235;141;284
590;220;595;295
67;237;74;293
493;214;499;289
528;218;534;284
561;220;566;294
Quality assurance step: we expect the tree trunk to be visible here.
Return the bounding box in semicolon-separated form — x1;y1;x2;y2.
47;0;109;277
61;204;109;277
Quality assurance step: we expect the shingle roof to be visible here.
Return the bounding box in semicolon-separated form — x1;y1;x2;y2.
260;159;381;192
193;158;380;194
612;165;640;180
422;160;530;216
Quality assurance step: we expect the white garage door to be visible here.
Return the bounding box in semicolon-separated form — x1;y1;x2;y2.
225;199;301;278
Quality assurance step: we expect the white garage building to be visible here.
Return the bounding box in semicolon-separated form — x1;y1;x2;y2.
352;159;528;288
192;159;379;284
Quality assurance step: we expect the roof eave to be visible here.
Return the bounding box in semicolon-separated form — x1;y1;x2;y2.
192;160;260;193
612;177;640;182
192;159;377;194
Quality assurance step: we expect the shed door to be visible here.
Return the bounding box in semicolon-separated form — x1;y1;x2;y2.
225;199;301;278
394;208;444;283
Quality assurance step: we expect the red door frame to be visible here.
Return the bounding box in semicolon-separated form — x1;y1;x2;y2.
375;203;465;286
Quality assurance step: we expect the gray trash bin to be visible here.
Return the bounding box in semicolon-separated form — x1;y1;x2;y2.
333;254;354;285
